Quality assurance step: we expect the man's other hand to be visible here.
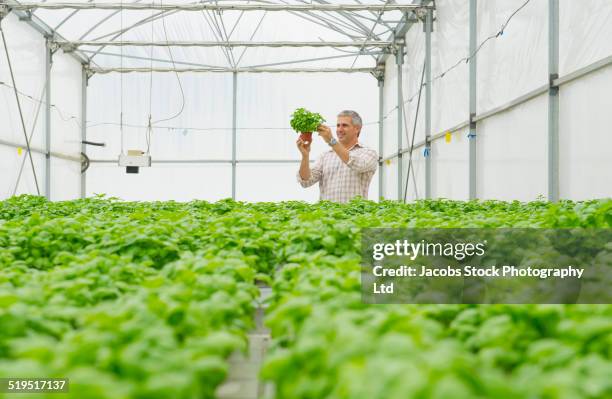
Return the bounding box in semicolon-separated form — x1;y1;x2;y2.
317;125;332;143
297;137;311;157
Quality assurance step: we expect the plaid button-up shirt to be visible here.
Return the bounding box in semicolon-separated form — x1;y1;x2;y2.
297;143;378;203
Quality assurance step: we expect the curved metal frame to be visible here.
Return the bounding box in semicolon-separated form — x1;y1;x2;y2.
20;0;416;69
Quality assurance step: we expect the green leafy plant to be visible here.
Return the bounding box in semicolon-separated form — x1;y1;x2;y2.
290;108;326;133
1;196;611;399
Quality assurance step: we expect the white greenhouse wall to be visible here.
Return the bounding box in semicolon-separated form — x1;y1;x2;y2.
378;0;612;201
86;72;379;202
558;68;612;200
0;147;46;198
86;72;234;161
431;127;469;200
86;163;232;201
0;13;46;198
382;56;399;161
2;0;610;203
431;0;469;135
476;94;548;201
0;13;83;200
476;0;547;114
50;49;83;200
403;150;426;203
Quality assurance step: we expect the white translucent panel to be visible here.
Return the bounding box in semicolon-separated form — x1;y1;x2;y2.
236;163;319;203
403;150;427;203
90;44;231;69
86;163;232;201
0;145;45;199
476;0;547;114
0;13;46;149
431;128;470;200
382;158;399;201
237;130;305;161
33;0;391;70
32;9;74;30
236;73;378;157
50;156;80;200
87;125;233;161
56;10;132;41
430;0;469;134
560;0;612;75
403;17;426;145
369;169;380;202
50;49;82;157
382;57;399;159
86;72;233;160
237;161;379;203
476;94;547;201
559;68;612;200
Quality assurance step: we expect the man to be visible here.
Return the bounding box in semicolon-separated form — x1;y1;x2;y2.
297;110;378;203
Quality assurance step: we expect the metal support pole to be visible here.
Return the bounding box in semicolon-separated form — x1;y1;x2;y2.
232;71;237;200
469;0;477;199
396;45;404;201
378;77;384;200
548;0;559;202
424;9;432;199
45;38;52;199
80;66;87;198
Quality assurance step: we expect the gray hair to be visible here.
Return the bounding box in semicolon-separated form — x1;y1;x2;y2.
337;110;363;127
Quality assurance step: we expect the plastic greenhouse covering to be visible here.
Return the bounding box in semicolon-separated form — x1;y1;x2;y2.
1;0;611;202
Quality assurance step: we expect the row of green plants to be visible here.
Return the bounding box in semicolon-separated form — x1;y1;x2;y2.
259;197;611;398
0;195;610;398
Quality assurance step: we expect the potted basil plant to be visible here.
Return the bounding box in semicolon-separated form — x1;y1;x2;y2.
290;108;326;144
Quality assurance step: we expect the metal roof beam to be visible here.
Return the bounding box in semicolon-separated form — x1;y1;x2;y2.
376;0;433;66
2;0;90;64
87;66;381;74
11;3;434;12
58;40;395;50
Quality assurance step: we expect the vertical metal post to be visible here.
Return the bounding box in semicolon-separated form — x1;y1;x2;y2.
469;0;477;199
396;45;403;201
378;76;384;201
80;66;87;198
424;9;432;199
232;71;237;200
548;0;559;202
45;38;52;199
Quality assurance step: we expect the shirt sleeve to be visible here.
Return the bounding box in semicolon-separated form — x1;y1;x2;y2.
346;148;379;173
297;155;323;187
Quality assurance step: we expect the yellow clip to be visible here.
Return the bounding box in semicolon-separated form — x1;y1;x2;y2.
385;159;392;166
17;147;23;156
445;132;452;143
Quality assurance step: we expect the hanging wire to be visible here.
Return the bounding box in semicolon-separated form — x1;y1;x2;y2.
0;19;41;195
364;0;533;126
350;0;389;69
119;0;124;155
214;0;237;68
200;9;234;67
236;10;267;67
0;81;81;127
403;60;426;203
11;83;46;197
1;0;533;164
153;0;186;125
146;1;154;154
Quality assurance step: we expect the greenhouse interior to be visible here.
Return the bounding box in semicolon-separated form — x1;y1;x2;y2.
0;0;611;398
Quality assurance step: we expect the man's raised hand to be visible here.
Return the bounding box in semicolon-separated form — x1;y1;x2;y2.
317;125;332;143
297;137;311;157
